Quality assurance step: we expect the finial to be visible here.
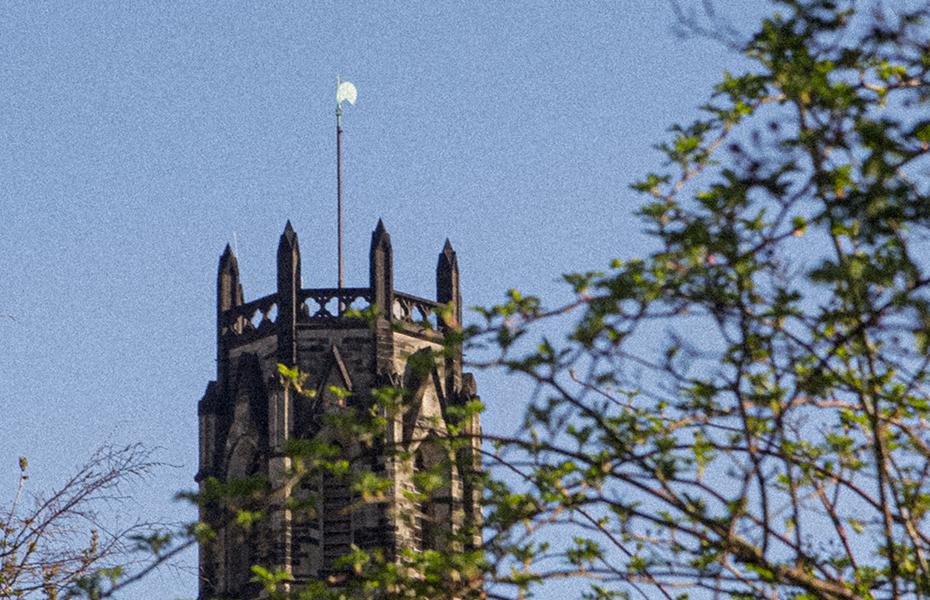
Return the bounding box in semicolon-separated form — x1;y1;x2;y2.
437;238;458;272
217;240;244;380
370;219;394;318
371;219;392;250
219;244;239;276
437;237;461;328
277;220;301;366
281;220;298;246
441;238;456;262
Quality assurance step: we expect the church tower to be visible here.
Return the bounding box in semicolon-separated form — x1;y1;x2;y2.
196;221;481;599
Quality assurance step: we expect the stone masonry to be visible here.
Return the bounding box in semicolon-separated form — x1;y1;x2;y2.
196;220;481;599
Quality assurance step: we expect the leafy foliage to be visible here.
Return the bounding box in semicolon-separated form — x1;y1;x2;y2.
221;4;930;598
27;2;930;599
467;2;930;598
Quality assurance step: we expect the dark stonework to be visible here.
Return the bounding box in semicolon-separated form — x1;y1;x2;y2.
197;221;481;599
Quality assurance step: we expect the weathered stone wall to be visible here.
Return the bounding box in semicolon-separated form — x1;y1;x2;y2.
228;335;279;384
199;221;479;599
296;326;376;407
199;334;278;599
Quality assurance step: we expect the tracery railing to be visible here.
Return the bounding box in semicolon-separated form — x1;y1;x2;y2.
392;292;439;329
298;287;371;320
223;294;278;337
221;287;440;341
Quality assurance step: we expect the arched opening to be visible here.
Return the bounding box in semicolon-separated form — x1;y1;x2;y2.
224;438;260;594
322;444;353;574
412;437;451;552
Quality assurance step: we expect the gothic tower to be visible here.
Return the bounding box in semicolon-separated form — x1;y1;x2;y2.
196;221;481;599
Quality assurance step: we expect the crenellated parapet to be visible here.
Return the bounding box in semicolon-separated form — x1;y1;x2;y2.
215;220;451;356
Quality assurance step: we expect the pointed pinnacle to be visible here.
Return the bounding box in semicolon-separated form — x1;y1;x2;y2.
372;219;391;247
438;239;457;269
219;244;238;271
280;220;298;246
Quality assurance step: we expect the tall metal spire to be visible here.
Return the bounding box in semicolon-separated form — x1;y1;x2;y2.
336;76;358;295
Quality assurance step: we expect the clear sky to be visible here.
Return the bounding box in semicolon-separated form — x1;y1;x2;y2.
0;2;772;597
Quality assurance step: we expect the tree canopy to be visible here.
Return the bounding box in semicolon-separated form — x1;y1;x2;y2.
13;1;930;599
466;1;930;598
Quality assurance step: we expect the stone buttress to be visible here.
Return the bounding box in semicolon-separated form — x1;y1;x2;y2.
196;221;481;599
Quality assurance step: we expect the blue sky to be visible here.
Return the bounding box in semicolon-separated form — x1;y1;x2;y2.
0;2;772;597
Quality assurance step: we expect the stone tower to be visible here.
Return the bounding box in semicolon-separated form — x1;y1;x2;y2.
196;220;481;599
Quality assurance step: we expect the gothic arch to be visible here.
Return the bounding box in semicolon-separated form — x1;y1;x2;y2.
295;345;355;437
397;349;458;550
402;349;448;444
220;353;266;597
222;437;259;595
225;436;259;479
412;434;452;551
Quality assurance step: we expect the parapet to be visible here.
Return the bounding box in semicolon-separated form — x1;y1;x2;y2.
215;220;459;358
